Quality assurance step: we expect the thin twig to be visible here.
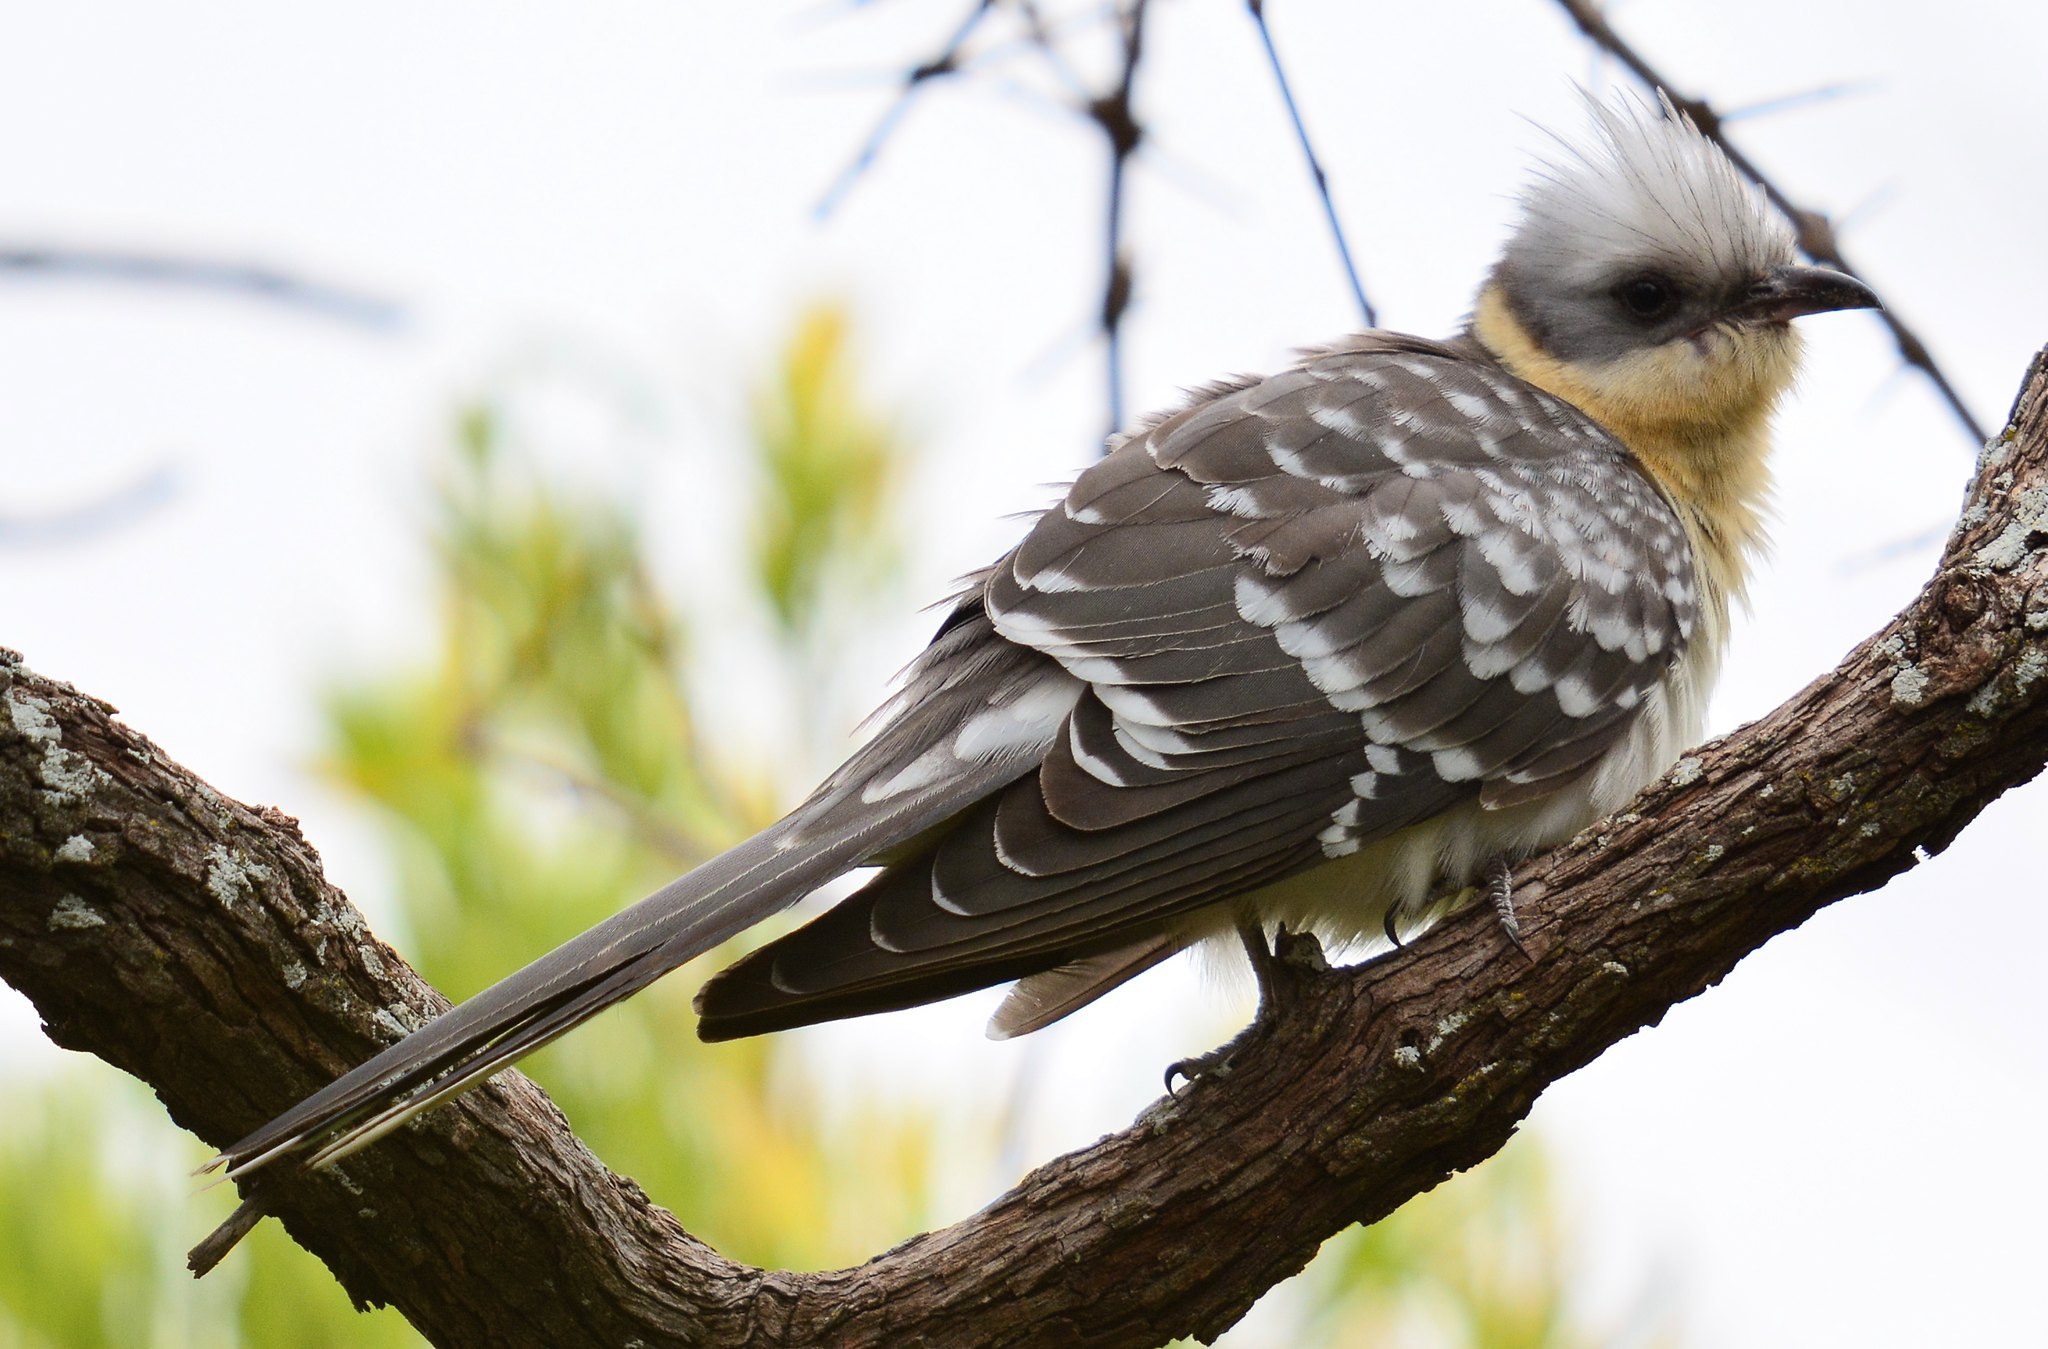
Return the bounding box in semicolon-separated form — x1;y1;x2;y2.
1087;0;1149;439
0;246;406;330
814;0;998;219
1548;0;1988;446
480;731;715;869
1244;1;1376;329
0;462;178;548
1719;79;1879;123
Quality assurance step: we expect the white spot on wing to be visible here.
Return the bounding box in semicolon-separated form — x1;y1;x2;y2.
953;678;1079;760
1095;682;1175;727
1431;747;1484;781
1461;595;1517;645
1067;718;1133;786
861;744;955;804
1443;388;1495;421
1307;398;1373;438
1554;671;1602;717
1205;483;1265;518
1234;571;1293;626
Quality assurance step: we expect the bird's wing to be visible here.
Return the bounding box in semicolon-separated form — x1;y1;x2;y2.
694;340;1699;1037
209;595;1082;1176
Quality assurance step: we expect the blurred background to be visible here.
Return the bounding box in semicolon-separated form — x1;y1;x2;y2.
3;2;2044;1345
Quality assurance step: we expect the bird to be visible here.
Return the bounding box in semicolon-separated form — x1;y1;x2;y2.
209;92;1879;1181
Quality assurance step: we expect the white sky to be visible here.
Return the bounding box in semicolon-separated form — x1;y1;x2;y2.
3;2;2045;1345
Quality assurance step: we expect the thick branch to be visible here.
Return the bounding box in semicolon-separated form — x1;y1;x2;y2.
4;350;2046;1346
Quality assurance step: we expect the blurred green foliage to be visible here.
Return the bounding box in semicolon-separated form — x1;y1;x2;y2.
748;305;902;639
0;306;1676;1347
1280;1141;1677;1349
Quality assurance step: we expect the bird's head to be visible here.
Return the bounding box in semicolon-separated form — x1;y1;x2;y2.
1472;92;1880;455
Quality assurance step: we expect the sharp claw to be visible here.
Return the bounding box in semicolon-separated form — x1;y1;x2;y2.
1383;905;1404;948
1164;1033;1249;1095
1488;855;1534;961
1167;919;1289;1096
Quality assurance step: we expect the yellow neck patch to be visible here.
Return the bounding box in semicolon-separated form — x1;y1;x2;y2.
1469;284;1798;609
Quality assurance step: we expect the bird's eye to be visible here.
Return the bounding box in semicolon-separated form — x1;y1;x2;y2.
1617;275;1676;320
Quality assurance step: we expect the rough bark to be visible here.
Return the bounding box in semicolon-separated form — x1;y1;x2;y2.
3;349;2045;1348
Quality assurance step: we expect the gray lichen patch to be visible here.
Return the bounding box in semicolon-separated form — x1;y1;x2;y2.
1424;1010;1470;1055
6;689;57;745
2026;580;2048;632
1967;679;2004;718
204;845;272;908
1890;664;1931;708
49;893;107;930
1977;428;2016;474
1968;645;2048;719
1973;486;2048;571
1667;756;1704;787
54;834;96;864
372;1005;417;1039
6;689;111;803
2015;646;2047;695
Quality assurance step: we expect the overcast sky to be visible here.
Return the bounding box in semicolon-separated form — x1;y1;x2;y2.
4;3;2045;1345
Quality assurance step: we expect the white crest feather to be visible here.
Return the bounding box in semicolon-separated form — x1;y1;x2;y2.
1509;90;1792;291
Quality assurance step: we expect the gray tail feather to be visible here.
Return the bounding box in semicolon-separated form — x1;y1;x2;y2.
207;814;866;1179
984;932;1188;1039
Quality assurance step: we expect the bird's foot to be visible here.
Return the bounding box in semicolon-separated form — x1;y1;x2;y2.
1163;918;1327;1095
1487;854;1534;962
1163;1023;1257;1094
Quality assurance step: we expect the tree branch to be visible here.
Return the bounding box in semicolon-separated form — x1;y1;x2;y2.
0;244;406;330
4;348;2046;1346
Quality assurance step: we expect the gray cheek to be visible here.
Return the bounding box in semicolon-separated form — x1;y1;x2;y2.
1503;269;1717;365
1507;284;1651;363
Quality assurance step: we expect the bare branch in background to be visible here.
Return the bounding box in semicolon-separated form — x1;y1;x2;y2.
1083;0;1147;436
0;246;406;331
813;0;1157;444
1245;0;1376;329
815;2;1983;460
813;0;997;219
0;462;179;548
1549;0;1989;445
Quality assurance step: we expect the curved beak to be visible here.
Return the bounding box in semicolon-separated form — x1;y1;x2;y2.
1729;264;1883;325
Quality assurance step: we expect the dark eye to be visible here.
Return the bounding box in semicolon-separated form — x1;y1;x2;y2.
1617;275;1677;320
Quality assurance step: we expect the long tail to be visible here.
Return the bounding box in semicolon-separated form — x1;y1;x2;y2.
204;819;840;1177
207;587;1074;1179
206;761;1022;1178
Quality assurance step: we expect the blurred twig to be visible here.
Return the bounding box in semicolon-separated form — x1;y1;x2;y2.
1550;0;1988;446
814;1;997;219
818;0;1153;445
0;245;406;330
484;732;711;869
0;462;178;548
1084;0;1147;437
1245;1;1375;329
